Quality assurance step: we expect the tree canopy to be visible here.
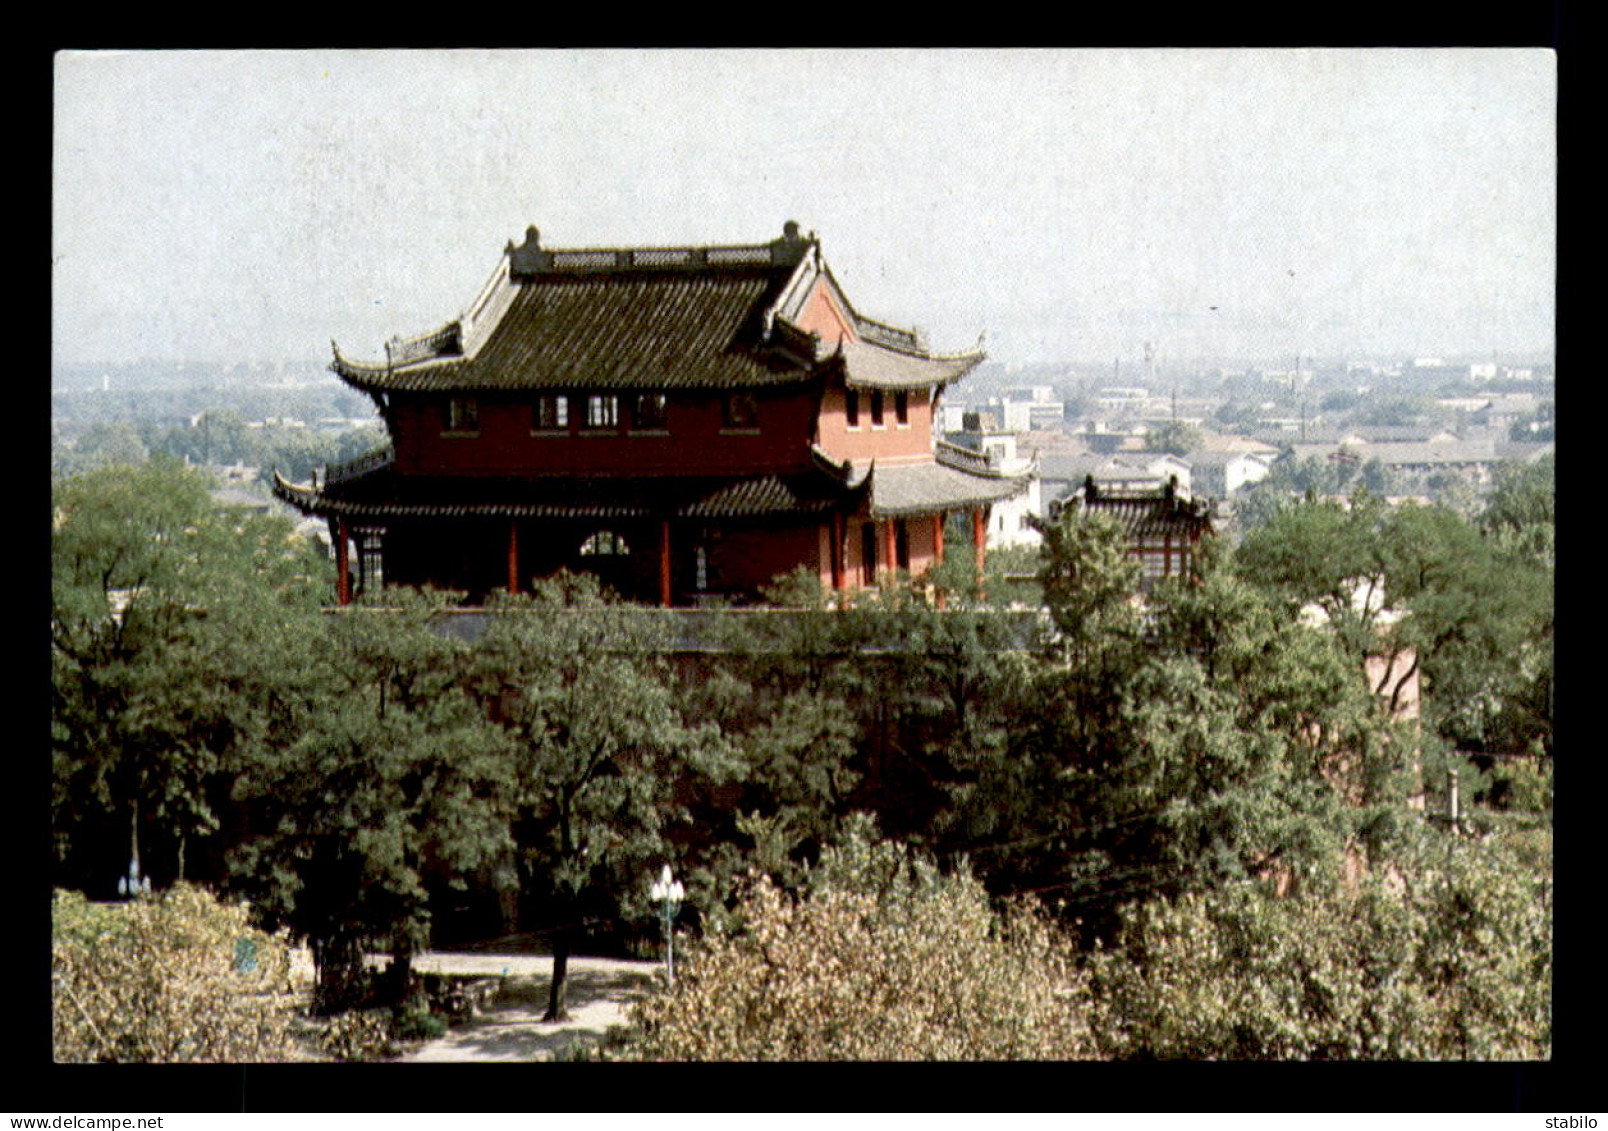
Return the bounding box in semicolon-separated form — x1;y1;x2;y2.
52;458;330;895
50;452;1552;1061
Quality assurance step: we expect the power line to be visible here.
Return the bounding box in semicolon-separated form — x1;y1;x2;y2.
937;803;1207;863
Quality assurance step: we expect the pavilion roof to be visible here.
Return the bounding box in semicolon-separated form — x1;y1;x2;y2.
332;267;811;393
1066;479;1213;541
272;455;869;523
328;222;978;396
866;447;1032;517
830;336;984;391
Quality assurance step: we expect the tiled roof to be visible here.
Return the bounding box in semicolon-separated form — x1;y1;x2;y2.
1066;483;1213;541
273;460;868;522
1285;439;1554;468
1289;426;1454;445
1186;448;1270;468
333;268;809;393
331;224;983;397
831;336;984;390
1038;454;1160;484
869;457;1030;517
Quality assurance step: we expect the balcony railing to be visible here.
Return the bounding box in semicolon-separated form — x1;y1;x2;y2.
519;241;804;274
854;316;923;354
324;447;394;487
386;324;461;366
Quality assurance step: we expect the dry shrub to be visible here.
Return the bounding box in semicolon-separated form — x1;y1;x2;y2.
315;1009;398;1061
625;832;1092;1060
52;884;297;1062
1086;836;1552;1060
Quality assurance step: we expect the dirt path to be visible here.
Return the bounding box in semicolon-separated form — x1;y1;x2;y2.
394;955;662;1063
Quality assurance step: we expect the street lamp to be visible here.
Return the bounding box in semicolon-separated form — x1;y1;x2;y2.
649;864;684;987
116;857;151;899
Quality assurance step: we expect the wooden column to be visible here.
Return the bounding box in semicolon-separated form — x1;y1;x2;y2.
883;518;898;584
830;514;845;592
933;512;948;610
335;517;351;607
972;507;987;599
507;520;521;594
658;519;673;608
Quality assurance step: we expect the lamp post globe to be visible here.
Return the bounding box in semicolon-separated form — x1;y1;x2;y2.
650;865;684;987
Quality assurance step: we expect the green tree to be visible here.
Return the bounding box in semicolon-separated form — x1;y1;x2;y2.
931;514;1042;606
232;588;516;1014
58;422;150;474
936;508;1150;928
1233;455;1358;534
1232;493;1385;652
1356;397;1429;427
1319;390;1364;414
1033;506;1146;765
866;581;1026;757
948;508;1408;943
1359;457;1400;497
662;570;1029;917
332;428;392;467
1144;419;1203;456
52;458;329;894
1237;494;1553;761
177;409;252;466
732;573;953;831
1483;454;1554;565
470;577;736;1021
251;425;341;485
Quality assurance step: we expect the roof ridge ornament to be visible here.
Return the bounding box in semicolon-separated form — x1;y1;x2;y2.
509;224;549;275
770;219;812;266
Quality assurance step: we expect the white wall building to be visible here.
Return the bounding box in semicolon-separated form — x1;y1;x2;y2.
944;429;1044;548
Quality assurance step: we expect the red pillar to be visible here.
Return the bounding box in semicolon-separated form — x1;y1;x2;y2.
971;507;987;599
933;512;947;609
883;518;898;584
830;514;845;592
335;517;351;607
507;520;521;594
658;519;672;607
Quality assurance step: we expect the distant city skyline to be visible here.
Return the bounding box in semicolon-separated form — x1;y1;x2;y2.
53;49;1555;371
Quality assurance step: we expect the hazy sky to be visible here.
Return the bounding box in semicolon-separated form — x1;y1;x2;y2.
53;48;1555;370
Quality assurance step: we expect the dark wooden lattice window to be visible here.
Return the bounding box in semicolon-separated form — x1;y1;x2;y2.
633;392;668;431
585;395;620;430
534;395;569;431
723;394;758;429
445;396;479;433
580;530;630;556
356;527;384;594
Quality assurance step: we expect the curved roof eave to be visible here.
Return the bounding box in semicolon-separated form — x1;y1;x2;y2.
867;459;1031;518
330;347;468;392
831;336;986;391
